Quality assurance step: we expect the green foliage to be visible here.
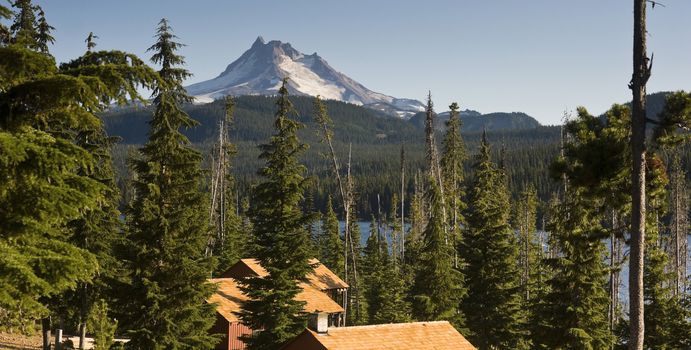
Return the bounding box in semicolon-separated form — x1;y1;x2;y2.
512;186;540;307
32;5;52;53
532;194;612;350
321;195;344;277
441;102;467;251
461;132;527;349
237;79;313;350
104;96;564;219
88;299;118;350
653;91;691;147
9;0;36;49
123;19;217;350
362;217;410;324
411;177;465;327
0;7;155;330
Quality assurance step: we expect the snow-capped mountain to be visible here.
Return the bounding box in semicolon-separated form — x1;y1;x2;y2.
186;36;425;118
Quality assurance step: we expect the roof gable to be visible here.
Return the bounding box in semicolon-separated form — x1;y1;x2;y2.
208;277;344;323
280;321;476;350
220;258;348;291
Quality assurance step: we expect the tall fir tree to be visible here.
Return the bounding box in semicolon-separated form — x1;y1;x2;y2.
9;0;36;49
412;177;465;328
237;78;313;350
123;19;217;350
362;217;410;324
461;132;527;349
532;193;612;350
33;5;52;54
321;195;344;277
441;101;467;264
0;5;156;331
345;210;366;326
512;186;540;306
642;155;691;349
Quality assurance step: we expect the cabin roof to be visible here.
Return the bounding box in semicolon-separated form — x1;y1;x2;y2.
280;321;476;350
221;258;349;291
208;278;344;323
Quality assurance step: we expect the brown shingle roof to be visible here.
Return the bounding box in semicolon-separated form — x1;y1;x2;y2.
222;258;348;291
208;278;344;323
280;321;476;350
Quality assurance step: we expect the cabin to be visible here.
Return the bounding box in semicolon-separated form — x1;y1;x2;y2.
221;258;349;305
279;321;477;350
208;258;349;350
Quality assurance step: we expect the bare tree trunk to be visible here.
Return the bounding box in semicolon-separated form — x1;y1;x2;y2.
42;317;51;350
400;145;405;262
79;283;88;350
629;1;649;348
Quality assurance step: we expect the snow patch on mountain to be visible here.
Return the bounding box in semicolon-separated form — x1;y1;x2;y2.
186;36;424;118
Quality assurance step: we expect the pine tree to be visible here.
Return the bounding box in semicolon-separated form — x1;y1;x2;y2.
441;101;467;262
461;132;527;349
388;193;403;266
321;195;344;277
33;5;53;54
667;154;688;295
642;155;690;349
124;19;217;350
412;177;464;328
513;186;540;306
237;78;313;350
0;6;156;331
362;217;409;324
345;211;366;326
9;0;37;49
532;194;612;350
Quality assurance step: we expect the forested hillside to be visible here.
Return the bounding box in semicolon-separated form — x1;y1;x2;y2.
104;96;562;217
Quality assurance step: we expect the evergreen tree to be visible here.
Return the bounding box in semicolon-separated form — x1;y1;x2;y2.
412;177;464;328
513;186;540;305
642;155;690;349
388;193;403;266
461;132;527;349
532;194;612;350
237;78;313;350
321;195;344;277
33;5;52;54
124;19;217;350
9;0;36;48
441;101;467;260
345;211;366;326
362;217;409;324
0;7;156;331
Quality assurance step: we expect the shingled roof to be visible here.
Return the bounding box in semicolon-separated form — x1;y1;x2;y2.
220;258;349;291
279;321;476;350
208;278;344;323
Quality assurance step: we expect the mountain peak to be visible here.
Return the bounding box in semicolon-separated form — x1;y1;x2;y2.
186;37;425;118
252;35;265;48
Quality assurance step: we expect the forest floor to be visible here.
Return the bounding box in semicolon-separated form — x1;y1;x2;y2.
0;332;41;349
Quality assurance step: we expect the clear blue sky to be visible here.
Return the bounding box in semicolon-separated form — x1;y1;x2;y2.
34;0;691;125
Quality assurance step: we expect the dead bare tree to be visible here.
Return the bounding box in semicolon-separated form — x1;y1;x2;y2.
313;96;356;324
629;0;651;347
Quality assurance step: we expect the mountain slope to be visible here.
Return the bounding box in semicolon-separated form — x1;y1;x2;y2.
408;110;541;132
185;36;425;118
